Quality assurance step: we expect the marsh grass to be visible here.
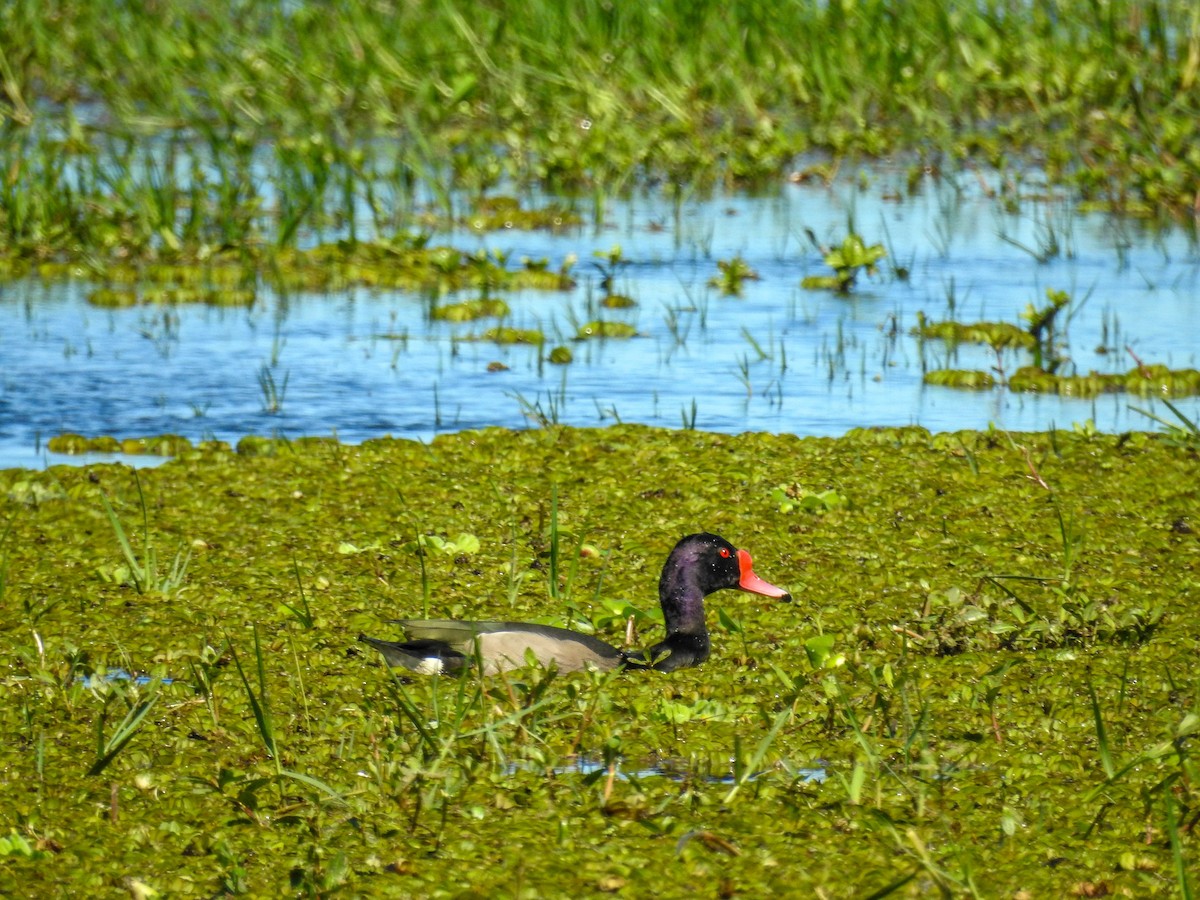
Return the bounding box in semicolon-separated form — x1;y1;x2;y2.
227;624;344;807
256;365;288;415
3;1;1200;269
229;625;279;772
1131;396;1200;448
98;472;190;595
283;555;315;629
86;677;159;777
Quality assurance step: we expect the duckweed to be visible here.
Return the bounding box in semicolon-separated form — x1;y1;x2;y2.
431;298;511;322
86;289;138;309
139;288;256;307
46;434;195;456
266;241;576;294
575;321;638;340
923;369;998;390
472;327;546;345
599;294;637;309
920;365;1200;398
915;319;1037;350
46;434;120;454
0;424;1197;896
462;197;584;231
1007;365;1200;398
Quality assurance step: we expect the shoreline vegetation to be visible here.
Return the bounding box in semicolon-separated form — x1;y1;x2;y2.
0;424;1198;895
1;1;1198;276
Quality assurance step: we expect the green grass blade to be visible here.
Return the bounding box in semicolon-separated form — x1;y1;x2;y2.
1166;789;1194;900
87;686;159;777
1087;682;1115;779
282;554;314;628
278;769;347;807
724;707;791;803
548;484;560;601
229;626;278;767
99;492;147;594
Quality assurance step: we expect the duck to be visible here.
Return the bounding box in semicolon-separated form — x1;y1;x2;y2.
358;532;789;675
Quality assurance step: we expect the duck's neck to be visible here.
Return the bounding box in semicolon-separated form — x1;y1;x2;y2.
658;555;710;638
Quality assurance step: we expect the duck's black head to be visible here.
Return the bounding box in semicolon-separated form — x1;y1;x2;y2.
634;532;789;672
660;532;791;602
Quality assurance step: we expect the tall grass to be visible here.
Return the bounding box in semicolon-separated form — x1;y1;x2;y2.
99;472;191;595
86;678;160;777
1;0;1198;264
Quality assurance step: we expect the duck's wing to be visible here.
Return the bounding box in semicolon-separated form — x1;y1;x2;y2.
357;635;472;674
369;619;625;674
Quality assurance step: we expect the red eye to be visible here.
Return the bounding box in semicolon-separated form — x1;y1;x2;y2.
719;547;731;558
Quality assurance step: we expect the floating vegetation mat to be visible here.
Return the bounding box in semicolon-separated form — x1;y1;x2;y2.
1;424;1198;895
924;365;1200;398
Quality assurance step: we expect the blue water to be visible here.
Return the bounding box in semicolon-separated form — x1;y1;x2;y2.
2;171;1198;470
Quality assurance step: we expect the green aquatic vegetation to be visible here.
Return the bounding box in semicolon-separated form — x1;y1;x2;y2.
922;369;998;390
86;288;137;309
471;326;546;346
1131;397;1200;449
389;532;481;558
708;255;760;296
591;245;638;309
1006;365;1200;398
257;366;288;415
140;287;255;307
769;483;848;514
2;429;1200;889
120;435;194;456
46;434;119;454
914;316;1037;351
86;677;160;777
1021;288;1073;372
575;320;638;340
519;255;580;291
461;196;583;231
97;473;190;596
47;434;199;457
547;345;574;365
431;298;511;322
801;232;886;294
2;1;1200;268
1123;364;1200;397
921;362;1195;398
269;241;575;295
919;289;1200;398
599;293;636;309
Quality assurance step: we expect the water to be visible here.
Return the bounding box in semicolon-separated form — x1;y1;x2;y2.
3;172;1198;470
503;756;827;786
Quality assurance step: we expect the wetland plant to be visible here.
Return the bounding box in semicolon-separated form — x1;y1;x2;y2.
709;256;760;296
86;677;160;777
801;230;886;294
593;245;636;309
98;473;190;596
257;365;289;414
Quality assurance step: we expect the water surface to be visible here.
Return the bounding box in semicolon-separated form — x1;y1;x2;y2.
3;172;1198;470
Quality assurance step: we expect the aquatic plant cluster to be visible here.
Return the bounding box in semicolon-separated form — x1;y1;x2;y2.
916;295;1200;399
0;426;1197;895
1;0;1199;270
